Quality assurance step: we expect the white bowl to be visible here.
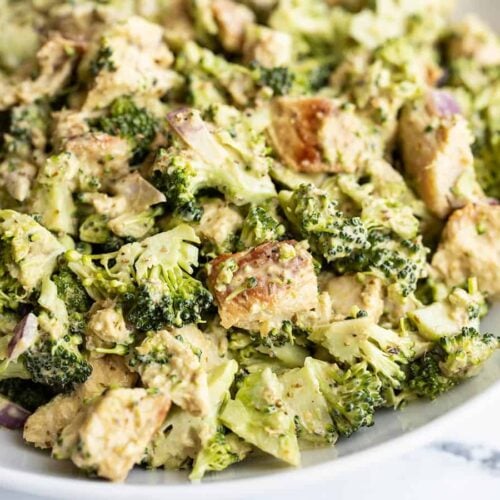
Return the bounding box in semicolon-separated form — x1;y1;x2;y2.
1;1;499;498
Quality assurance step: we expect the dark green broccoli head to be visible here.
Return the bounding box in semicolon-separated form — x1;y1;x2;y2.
279;184;369;263
151;149;204;222
89;42;116;76
23;335;92;391
124;271;213;332
0;378;55;412
238;206;286;250
256;66;295;96
53;267;92;314
53;267;92;336
405;353;455;400
439;327;499;379
324;362;383;437
335;228;427;297
90;96;158;163
403;327;498;401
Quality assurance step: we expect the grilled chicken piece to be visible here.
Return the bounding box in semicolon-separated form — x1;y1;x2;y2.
399;91;484;218
208;240;318;333
269;97;369;174
243;24;293;68
212;0;255;53
431;203;500;299
60;388;171;482
23;356;137;449
320;273;384;322
447;16;500;67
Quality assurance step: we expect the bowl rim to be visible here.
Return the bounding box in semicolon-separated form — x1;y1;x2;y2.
1;378;499;500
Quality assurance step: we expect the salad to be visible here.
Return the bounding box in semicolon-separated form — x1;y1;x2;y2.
0;0;499;483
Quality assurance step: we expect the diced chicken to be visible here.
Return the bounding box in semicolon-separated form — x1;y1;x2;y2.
197;199;243;253
447;16;500;67
243;24;293;68
86;300;132;351
64;388;171;482
399;91;484;218
269;97;369;174
431;203;500;299
0;34;84;111
212;0;255;53
320;273;384;322
208;240;318;333
23;356;137;449
161;0;196;50
133;330;210;416
82;17;178;110
64;132;132;190
79;172;165;222
175;324;228;371
0;160;37;202
51;110;92;148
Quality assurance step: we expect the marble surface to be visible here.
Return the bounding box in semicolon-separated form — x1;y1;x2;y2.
2;394;498;500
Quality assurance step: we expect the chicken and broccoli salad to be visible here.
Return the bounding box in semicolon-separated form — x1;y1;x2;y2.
0;0;499;483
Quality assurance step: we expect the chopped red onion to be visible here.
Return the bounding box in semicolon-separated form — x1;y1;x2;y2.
7;313;39;361
428;90;461;117
167;108;227;164
0;396;30;430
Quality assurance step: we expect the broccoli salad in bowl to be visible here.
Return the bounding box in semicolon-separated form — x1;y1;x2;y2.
0;0;499;484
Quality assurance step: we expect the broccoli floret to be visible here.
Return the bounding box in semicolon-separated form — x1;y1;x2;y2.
255;65;295;96
404;327;498;401
67;225;212;331
29;153;78;235
190;430;251;481
3;101;49;160
23;336;92;391
0;378;55;412
238;206;286;250
405;354;456;400
0;210;65;312
53;267;92;337
306;358;383;437
439;327;499;379
279;184;369;263
18;278;92;391
151;108;275;222
89;41;116;77
90;96;158;163
335;228;428;297
310;317;415;388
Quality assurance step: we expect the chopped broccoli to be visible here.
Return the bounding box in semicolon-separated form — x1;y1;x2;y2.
404;327;498;401
90;96;158;163
0;209;65;312
190;430;251;481
335;228;428;297
29;153;78;235
279;184;369;263
220;368;300;466
255;65;294;96
310;317;415;388
0;378;54;412
89;41;116;77
151;108;275;222
22;278;91;391
67;225;212;331
306;358;383;437
238;205;286;250
53;266;92;336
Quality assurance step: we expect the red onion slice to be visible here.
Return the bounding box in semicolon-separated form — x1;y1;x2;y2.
167;108;227;164
0;396;30;430
7;313;39;361
428;90;461;117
